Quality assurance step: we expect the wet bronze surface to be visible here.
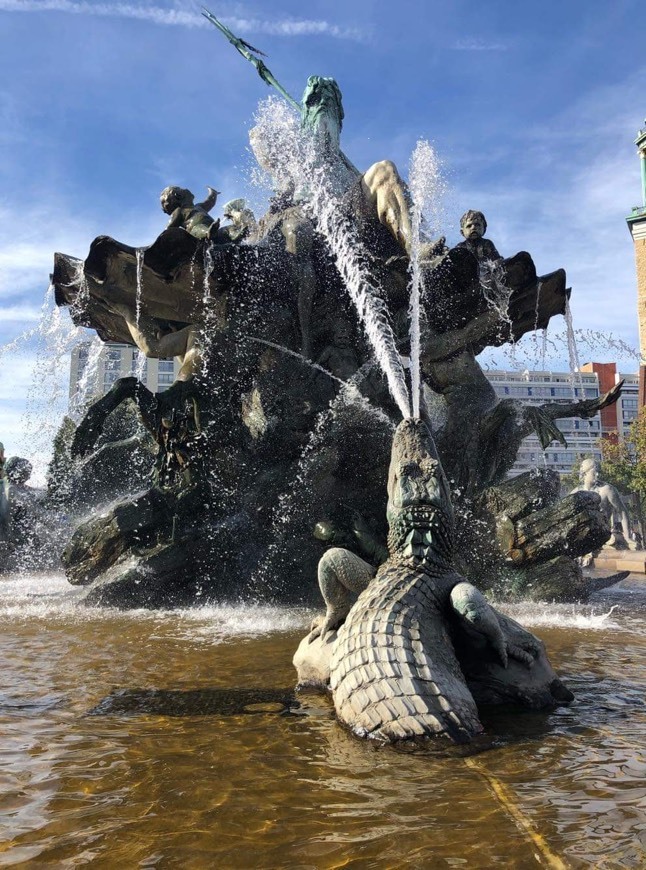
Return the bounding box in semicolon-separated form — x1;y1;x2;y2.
0;575;644;867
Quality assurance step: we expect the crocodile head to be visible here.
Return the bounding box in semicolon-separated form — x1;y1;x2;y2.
386;418;454;565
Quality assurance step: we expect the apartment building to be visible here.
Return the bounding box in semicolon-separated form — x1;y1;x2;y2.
69;341;182;410
486;364;638;477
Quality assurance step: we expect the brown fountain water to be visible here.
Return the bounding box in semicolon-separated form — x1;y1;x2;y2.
0;573;643;867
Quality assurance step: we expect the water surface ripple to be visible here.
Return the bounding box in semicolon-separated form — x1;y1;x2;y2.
0;573;644;867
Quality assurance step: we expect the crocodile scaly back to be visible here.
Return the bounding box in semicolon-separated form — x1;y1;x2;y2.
329;419;483;742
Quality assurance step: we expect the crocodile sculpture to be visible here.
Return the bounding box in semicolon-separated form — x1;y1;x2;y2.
294;417;573;743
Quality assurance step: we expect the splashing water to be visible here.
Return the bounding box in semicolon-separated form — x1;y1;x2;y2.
501;602;622;631
408;140;445;418
135;248;145;326
563;298;583;395
134;350;147;382
189;248;199;295
251;98;411;419
18;285;88;478
244;336;346;385
69;258;90;319
478;326;640;376
69;335;103;418
541;327;548;370
480;259;515;356
202;244;214;305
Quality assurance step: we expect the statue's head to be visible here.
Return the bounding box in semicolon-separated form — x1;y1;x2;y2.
387;419;452;514
460;210;487;241
332;319;352;346
302;76;344;121
579;457;599;487
301;76;344;156
5;457;32;487
160;186;194;215
386;418;454;559
223;198;246;220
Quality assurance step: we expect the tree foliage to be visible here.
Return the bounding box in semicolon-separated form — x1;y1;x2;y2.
600;407;646;499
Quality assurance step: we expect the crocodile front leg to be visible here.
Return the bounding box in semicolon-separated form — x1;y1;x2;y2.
450;582;538;667
449;584;573;708
309;547;376;642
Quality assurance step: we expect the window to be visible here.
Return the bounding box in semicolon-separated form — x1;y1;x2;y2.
105;349;122;373
157;358;175;387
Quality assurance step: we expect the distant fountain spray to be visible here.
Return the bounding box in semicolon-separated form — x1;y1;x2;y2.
563;298;583;395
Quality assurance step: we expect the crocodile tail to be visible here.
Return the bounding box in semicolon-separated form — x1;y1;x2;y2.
330;568;483;743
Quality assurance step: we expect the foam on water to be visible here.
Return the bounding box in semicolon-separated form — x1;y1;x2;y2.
4;571;640;643
0;573;310;640
500;601;623;631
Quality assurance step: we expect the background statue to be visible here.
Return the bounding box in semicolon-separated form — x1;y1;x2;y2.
571;457;632;549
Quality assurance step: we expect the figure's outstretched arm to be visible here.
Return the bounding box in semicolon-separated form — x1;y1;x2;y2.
510;381;624;450
542;380;623;422
198;187;220;213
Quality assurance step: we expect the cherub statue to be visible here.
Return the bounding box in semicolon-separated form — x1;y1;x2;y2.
455;210;502;263
221;198;257;243
316;320;359;381
160;185;222;241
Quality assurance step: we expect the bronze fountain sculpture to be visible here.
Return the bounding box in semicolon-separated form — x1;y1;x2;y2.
49;10;622;740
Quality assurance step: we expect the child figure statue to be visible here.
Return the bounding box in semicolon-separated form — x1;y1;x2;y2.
455;210;502;262
160;185;222;241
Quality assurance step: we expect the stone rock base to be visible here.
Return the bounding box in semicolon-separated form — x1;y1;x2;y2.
292;631;337;688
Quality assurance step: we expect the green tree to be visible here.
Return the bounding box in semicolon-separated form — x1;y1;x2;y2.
600;407;646;536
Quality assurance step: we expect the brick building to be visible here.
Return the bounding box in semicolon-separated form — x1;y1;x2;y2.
626;122;646;405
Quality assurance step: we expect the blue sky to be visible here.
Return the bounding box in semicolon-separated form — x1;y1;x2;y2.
1;0;645;477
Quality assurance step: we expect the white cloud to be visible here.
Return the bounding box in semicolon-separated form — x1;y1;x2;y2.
453;37;508;51
0;0;365;40
0;304;42;323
